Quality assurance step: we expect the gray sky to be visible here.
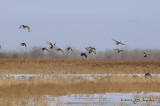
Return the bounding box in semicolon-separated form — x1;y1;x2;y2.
0;0;160;51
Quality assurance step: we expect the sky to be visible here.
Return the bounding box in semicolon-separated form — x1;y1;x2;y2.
0;0;160;51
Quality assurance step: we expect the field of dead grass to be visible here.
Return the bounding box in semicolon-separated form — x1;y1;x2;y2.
0;76;160;98
0;59;160;74
0;58;160;105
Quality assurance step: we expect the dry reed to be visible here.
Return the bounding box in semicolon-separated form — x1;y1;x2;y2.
0;59;160;74
0;59;160;105
0;76;160;98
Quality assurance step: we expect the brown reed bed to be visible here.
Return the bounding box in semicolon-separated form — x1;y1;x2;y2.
0;76;160;106
0;59;160;74
0;59;160;105
0;76;160;98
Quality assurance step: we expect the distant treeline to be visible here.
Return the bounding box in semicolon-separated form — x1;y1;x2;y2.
0;47;160;60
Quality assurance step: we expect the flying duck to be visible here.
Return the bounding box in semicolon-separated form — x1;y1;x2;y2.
80;52;88;60
114;48;123;53
19;25;30;32
56;48;63;53
20;43;27;50
47;42;56;49
41;47;49;52
112;39;125;45
66;47;73;51
143;52;150;58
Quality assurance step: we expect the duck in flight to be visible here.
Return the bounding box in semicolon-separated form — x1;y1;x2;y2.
143;52;150;58
114;48;123;53
41;47;49;52
85;46;93;51
66;47;73;52
20;43;27;50
56;48;63;53
80;52;88;60
112;39;125;45
88;48;96;54
47;42;56;49
19;25;30;32
85;46;96;54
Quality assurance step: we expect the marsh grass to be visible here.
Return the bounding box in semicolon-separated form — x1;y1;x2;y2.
0;59;160;105
0;76;160;98
0;76;160;105
0;96;49;106
0;59;160;74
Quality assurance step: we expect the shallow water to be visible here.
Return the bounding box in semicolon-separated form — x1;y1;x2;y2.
29;93;160;106
0;74;160;80
1;74;160;105
1;92;159;105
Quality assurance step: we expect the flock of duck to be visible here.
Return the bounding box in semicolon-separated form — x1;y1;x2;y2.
0;25;153;77
0;25;151;60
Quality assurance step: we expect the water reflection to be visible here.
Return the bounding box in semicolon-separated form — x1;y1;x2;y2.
1;93;159;106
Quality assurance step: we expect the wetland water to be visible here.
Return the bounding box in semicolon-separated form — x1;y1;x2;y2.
44;93;160;106
3;93;159;106
1;74;160;80
1;74;160;105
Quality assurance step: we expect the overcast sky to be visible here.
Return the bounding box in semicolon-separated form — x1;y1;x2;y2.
0;0;160;51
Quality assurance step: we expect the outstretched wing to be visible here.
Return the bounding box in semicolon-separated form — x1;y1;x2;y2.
26;26;30;32
46;48;49;51
112;39;118;42
57;48;62;52
120;42;125;45
19;25;24;29
42;48;49;52
93;49;96;54
85;46;92;51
